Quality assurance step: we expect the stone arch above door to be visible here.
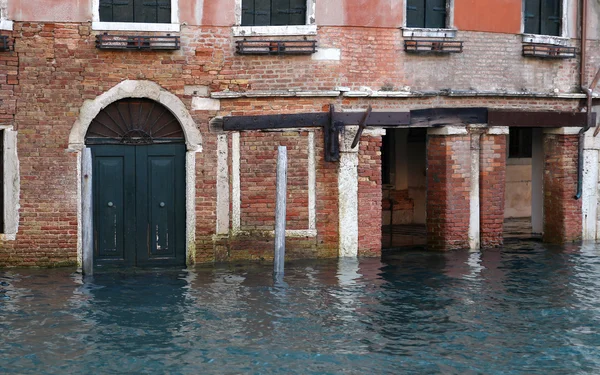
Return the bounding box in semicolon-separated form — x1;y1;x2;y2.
69;80;202;152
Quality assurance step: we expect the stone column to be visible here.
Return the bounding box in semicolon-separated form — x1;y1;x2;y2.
427;126;470;251
542;127;582;243
479;127;508;248
338;126;359;257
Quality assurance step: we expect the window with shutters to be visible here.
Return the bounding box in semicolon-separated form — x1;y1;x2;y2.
406;0;447;28
92;0;179;32
99;0;171;24
233;0;316;36
242;0;306;26
524;0;561;36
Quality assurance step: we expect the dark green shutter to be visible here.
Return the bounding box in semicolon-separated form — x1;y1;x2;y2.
135;0;170;23
157;0;171;23
407;0;425;27
242;0;306;26
254;0;272;25
425;0;446;28
100;0;169;23
99;0;114;22
524;0;541;34
540;0;561;36
271;0;291;25
99;0;135;22
108;0;135;23
289;0;307;25
242;0;255;26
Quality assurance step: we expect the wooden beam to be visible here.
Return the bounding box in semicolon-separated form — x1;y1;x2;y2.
334;111;410;126
222;111;410;131
222;108;593;131
223;113;328;131
409;107;488;128
488;110;594;127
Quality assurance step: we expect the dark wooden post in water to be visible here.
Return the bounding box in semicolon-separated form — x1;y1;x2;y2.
274;146;287;275
82;148;93;276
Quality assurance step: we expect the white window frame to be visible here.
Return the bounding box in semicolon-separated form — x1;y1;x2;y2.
0;0;12;30
401;0;456;38
91;0;180;32
232;0;316;37
520;0;569;46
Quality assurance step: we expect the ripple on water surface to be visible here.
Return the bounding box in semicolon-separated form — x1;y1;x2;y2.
1;242;600;374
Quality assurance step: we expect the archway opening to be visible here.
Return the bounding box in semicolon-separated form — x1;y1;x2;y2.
85;98;187;268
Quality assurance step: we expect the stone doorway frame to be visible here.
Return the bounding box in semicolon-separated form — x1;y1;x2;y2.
68;80;202;267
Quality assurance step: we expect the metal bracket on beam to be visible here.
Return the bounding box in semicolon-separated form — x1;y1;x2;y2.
325;105;344;162
351;105;372;149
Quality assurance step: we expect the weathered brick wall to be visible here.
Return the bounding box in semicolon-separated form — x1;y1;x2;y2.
405;31;580;93
0;29;16;124
480;133;507;248
0;20;596;265
358;134;382;256
238;131;309;230
427;134;471;251
543;133;582;243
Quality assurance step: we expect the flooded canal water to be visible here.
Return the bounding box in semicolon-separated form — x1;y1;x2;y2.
2;241;600;374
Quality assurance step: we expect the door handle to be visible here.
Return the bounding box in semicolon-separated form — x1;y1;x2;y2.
107;202;114;207
159;202;165;207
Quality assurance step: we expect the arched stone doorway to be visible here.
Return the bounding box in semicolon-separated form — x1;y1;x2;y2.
86;98;186;267
69;80;202;269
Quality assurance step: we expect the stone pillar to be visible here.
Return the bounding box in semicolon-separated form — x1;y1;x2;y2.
427;126;470;251
542;128;582;243
338;126;359;257
531;128;544;235
479;127;507;248
582;107;600;240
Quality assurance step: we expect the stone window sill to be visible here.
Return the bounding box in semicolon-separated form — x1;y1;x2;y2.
232;25;317;37
92;22;180;32
0;19;13;31
402;27;457;39
521;34;569;46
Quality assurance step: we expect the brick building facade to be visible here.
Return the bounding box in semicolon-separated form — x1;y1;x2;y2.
0;0;599;267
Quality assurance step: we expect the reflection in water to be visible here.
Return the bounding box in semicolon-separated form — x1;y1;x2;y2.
1;244;600;374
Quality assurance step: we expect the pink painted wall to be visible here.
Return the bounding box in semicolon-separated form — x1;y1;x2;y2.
454;0;521;34
343;0;402;27
180;0;236;26
9;0;91;22
317;0;403;27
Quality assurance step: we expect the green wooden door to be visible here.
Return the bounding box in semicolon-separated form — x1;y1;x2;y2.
91;144;186;268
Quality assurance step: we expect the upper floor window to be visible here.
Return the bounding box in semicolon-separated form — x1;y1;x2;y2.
92;0;179;32
242;0;306;26
406;0;447;28
233;0;316;36
99;0;171;23
524;0;561;36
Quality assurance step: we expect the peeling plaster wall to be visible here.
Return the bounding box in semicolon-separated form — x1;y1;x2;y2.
505;160;532;218
9;0;91;22
589;0;600;41
0;0;7;19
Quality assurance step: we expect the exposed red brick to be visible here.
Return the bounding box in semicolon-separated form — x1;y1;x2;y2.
543;133;582;243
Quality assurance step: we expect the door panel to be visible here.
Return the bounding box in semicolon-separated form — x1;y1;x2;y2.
136;144;186;266
91;144;185;268
92;146;136;266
